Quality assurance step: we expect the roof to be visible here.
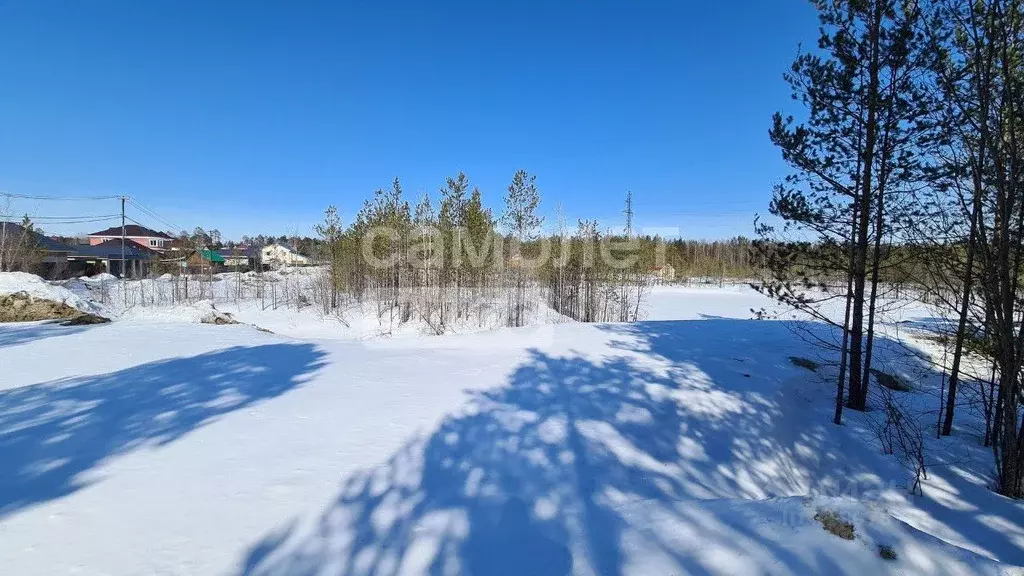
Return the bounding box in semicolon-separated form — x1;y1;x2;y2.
264;243;309;258
217;247;255;258
69;239;156;260
264;243;297;253
199;249;225;263
88;224;173;239
0;221;76;252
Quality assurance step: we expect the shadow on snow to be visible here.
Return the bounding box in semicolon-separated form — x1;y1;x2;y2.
0;342;327;518
0;321;97;350
238;318;1024;574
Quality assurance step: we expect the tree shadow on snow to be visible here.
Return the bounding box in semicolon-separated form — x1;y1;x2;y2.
608;319;1024;566
0;343;327;518
0;321;98;350
237;319;1024;574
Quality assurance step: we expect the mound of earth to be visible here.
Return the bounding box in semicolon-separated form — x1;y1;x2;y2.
0;290;109;324
195;300;239;325
62;313;111;326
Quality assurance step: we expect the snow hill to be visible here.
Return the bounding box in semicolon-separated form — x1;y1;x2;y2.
0;279;1021;574
0;271;103;315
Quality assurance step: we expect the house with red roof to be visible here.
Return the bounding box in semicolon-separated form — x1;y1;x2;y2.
87;224;174;252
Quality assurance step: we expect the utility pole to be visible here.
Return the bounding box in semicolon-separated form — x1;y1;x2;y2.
1;193;9;271
120;195;126;279
623;191;634;238
0;220;6;272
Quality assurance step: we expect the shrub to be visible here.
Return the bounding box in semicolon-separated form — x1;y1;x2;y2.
789;356;820;372
870;368;912;392
814;509;855;540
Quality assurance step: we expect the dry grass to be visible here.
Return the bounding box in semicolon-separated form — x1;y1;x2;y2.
789;356;820;372
870;368;913;392
63;313;110;326
814;509;855;540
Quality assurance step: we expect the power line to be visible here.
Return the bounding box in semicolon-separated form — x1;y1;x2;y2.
43;218;122;225
125;214;172;230
0;216;122;226
128;202;176;230
0;189;184;235
126;197;184;233
0;214;121;221
0;191;126;229
650;212;759;218
0;192;122;201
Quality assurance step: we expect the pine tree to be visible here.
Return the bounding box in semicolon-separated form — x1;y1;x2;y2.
314;205;343;309
412;190;438;270
438;172;470;320
758;0;929;419
439;172;469;269
462;187;495;279
501;169;543;243
413;190;436;228
921;0;1024;496
501;170;542;326
920;0;1002;443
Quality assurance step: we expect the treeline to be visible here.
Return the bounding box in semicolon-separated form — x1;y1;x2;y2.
759;0;1024;498
312;172;656;330
0;217;44;274
173;228;319;256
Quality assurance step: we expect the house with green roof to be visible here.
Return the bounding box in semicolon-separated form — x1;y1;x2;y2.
199;249;225;264
175;248;226;273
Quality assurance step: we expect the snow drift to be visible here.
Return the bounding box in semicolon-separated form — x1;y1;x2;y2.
0;272;107;323
0;278;1021;574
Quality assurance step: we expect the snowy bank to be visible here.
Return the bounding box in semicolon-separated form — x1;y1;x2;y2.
0;272;101;314
2;305;1022;574
0;272;108;322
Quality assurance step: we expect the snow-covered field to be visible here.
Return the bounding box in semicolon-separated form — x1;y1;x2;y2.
52;268;572;339
1;276;1022;575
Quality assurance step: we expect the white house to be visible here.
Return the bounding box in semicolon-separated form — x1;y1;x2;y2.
261;243;311;268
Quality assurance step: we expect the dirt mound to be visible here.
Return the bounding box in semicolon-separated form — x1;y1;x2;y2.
63;313;111;326
0;291;109;324
201;312;239;325
195;300;239;325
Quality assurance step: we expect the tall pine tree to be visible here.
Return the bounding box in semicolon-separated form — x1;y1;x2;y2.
758;0;929;419
502;169;543;326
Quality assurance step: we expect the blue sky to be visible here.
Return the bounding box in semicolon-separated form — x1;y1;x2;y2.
0;1;819;240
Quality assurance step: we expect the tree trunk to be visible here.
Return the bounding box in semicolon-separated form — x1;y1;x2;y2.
941;203;980;436
860;176;887;403
835;199;861;425
999;368;1020;497
847;0;883;413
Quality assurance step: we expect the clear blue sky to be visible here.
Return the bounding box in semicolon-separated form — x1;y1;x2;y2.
0;0;819;240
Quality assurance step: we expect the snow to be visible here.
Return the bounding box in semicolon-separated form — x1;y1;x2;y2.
84;272;118;283
45;269;569;339
642;282;778;320
0;279;1022;574
0;271;103;314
